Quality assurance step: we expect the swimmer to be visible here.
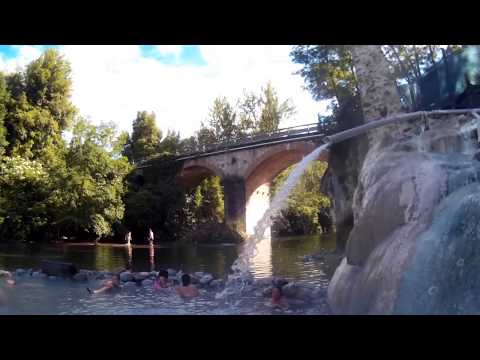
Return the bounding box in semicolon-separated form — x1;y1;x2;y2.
153;269;169;291
175;274;199;298
87;274;121;294
0;270;16;287
270;286;289;310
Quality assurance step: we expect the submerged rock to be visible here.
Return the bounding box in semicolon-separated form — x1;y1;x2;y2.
142;279;153;287
133;272;149;282
122;281;136;288
32;271;46;278
167;269;176;277
119;271;134;282
272;277;288;287
200;274;214;285
253;277;274;287
210;279;225;288
73;273;88;282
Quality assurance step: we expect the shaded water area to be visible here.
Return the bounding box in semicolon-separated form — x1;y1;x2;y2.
0;234;337;315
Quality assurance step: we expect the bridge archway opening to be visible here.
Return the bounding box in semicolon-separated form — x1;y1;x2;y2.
244;146;330;237
179;165;225;225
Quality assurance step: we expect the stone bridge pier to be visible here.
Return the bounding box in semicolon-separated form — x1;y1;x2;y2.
178;139;328;236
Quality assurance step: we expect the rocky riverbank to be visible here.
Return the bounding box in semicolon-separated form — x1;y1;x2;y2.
328;112;480;314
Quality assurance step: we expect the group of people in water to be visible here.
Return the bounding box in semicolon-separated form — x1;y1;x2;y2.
86;270;200;299
1;266;297;310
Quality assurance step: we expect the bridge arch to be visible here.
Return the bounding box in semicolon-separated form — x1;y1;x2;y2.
178;161;225;191
244;141;326;200
243;141;328;235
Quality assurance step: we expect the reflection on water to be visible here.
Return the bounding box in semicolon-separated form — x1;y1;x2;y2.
251;237;272;278
0;234;336;282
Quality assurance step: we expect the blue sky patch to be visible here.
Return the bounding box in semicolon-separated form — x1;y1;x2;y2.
140;45;207;66
0;45;59;59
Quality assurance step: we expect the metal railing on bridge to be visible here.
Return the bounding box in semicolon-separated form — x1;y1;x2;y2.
175;122;337;161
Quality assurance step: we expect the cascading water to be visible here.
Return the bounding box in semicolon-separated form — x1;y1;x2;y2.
216;143;330;299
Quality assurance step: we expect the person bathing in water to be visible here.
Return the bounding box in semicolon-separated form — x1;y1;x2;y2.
154;270;169;291
175;274;199;298
87;274;121;294
0;270;15;287
270;286;289;310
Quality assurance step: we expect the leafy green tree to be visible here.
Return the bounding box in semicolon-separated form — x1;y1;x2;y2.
0;156;52;241
271;161;331;235
123;155;187;242
207;97;238;142
50;118;132;240
24;48;76;129
128;111;162;163
157;130;182;155
0;73;9;157
185;176;224;225
258;82;295;133
3;49;76;161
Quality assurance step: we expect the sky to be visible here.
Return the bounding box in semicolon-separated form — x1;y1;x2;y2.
0;45;329;138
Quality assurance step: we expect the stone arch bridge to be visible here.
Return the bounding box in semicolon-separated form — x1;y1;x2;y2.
176;124;330;235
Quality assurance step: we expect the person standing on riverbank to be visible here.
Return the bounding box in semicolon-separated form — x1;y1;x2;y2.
148;228;154;246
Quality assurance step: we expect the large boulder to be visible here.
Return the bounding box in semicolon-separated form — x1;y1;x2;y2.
328;113;480;314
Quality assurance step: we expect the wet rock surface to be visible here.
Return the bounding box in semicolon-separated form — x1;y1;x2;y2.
328;113;480;314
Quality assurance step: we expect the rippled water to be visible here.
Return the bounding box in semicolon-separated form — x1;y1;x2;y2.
0;234;337;315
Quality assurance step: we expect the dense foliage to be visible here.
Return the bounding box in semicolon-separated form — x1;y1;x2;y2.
290;45;467;130
271;161;331;236
0;49;131;243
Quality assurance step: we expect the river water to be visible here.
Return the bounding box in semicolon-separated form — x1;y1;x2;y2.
0;234;338;315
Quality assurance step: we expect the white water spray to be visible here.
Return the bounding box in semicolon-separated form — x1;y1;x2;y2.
219;143;330;297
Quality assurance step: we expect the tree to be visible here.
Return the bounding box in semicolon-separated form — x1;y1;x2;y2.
185;176;224;225
51;118;132;240
271;161;331;235
24;48;76;130
123;154;187;242
290;45;359;107
157;130;183;155
207;97;238;142
3;49;76;161
128;111;162;163
0;73;9;157
258;82;295;133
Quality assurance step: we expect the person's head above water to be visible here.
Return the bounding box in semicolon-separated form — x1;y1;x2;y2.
157;270;168;279
181;274;191;286
272;286;283;301
112;274;120;285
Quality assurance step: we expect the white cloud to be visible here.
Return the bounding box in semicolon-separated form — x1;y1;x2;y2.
3;45;329;138
0;45;43;73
